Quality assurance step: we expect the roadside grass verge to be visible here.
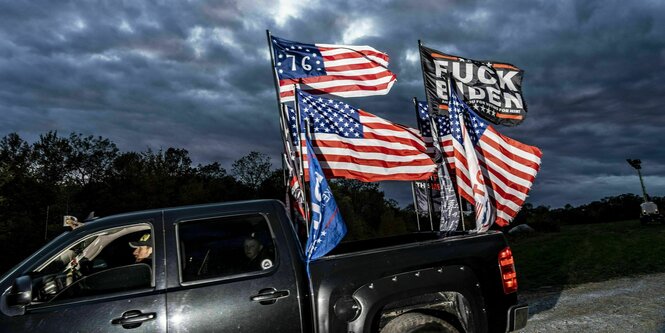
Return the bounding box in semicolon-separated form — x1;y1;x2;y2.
509;219;665;291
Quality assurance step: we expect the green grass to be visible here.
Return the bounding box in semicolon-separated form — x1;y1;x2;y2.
509;220;665;291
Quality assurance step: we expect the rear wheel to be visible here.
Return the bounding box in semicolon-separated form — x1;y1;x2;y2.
381;312;460;333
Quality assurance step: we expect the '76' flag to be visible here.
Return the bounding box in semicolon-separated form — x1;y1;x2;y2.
271;35;397;102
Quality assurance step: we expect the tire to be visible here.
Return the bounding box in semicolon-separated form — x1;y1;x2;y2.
381;312;460;333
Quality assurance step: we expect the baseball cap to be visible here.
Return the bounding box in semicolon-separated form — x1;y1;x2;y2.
129;233;153;248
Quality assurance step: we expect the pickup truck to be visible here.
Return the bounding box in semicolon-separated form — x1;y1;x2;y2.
0;199;527;332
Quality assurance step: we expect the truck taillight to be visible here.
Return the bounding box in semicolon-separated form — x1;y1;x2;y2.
499;247;518;294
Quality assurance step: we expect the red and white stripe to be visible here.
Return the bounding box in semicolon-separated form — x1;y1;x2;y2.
301;110;435;182
448;124;542;227
279;44;397;102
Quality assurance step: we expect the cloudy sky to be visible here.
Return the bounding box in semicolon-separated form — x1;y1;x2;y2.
1;0;664;208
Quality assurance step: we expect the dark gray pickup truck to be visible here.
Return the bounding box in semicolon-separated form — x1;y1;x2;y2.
0;199;527;332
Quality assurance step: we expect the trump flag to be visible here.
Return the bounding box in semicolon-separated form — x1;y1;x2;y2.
305;137;347;262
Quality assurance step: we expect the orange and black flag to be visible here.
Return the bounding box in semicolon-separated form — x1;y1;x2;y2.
419;44;527;127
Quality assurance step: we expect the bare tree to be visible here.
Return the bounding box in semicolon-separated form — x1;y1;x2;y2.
231;151;272;190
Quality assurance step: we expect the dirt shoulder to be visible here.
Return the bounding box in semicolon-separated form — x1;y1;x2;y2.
516;272;665;332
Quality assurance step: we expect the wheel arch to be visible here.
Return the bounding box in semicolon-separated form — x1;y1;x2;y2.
345;265;488;333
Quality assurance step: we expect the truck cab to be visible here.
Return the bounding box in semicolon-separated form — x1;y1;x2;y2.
0;200;306;332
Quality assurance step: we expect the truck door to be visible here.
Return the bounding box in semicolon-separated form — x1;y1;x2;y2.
165;209;304;332
0;214;167;332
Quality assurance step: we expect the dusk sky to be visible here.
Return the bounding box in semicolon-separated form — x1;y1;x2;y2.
1;0;664;208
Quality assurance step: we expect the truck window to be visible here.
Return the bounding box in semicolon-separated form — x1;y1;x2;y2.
29;224;153;305
177;214;276;283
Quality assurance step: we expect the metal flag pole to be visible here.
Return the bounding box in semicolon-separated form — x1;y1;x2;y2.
410;181;421;231
417;40;462;231
294;86;310;236
427;181;435;230
267;30;310;233
448;77;467;231
411;97;424;231
266;30;289;182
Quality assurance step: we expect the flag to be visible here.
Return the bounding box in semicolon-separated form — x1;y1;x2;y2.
286;90;436;182
414;180;439;216
416;101;454;168
420;44;527;126
272;35;397;102
280;105;308;219
414;101;460;231
448;88;542;229
458;106;495;231
305;137;347;262
285;155;307;218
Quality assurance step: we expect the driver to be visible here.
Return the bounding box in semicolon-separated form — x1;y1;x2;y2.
129;233;153;267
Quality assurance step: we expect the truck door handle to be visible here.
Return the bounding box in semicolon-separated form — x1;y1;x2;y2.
250;288;290;305
111;310;156;329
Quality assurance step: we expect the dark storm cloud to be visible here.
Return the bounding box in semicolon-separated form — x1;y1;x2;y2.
1;0;664;207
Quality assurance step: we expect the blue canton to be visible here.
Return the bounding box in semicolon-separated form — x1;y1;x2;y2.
417;101;451;137
285;105;303;148
297;90;364;138
272;36;327;80
448;90;487;145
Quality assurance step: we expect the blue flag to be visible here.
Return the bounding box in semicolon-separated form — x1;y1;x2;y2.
305;137;347;262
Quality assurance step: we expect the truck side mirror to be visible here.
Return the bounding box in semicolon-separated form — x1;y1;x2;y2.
8;275;33;307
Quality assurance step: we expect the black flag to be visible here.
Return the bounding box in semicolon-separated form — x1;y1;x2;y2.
414;181;439;215
420;44;527;126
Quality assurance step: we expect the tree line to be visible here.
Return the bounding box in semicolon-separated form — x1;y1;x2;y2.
0;132;417;272
0;131;657;272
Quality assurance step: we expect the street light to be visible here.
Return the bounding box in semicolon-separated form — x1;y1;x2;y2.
626;158;648;201
626;159;641;170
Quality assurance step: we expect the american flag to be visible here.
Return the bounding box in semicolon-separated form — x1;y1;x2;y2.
448;89;542;228
416;101;454;166
286;90;436;182
271;35;397;102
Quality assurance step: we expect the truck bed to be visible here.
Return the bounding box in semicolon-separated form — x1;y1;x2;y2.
309;230;516;332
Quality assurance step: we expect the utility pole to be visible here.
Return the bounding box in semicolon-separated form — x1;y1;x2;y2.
626;159;648;202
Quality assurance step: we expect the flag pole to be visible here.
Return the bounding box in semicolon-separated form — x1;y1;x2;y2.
410;182;421;231
413;96;436;230
448;76;466;231
418;40;462;232
266;30;289;181
293;86;310;236
411;97;424;231
427;181;435;229
418;40;446;231
266;31;292;194
267;30;310;233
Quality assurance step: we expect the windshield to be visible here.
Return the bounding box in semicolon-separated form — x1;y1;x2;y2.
0;231;70;284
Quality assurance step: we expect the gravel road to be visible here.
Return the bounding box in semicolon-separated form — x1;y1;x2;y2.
516;272;665;333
